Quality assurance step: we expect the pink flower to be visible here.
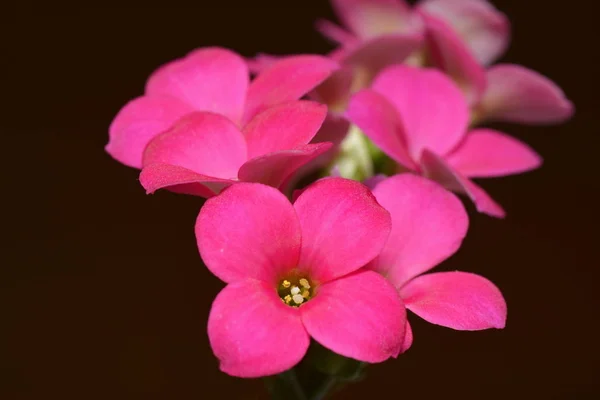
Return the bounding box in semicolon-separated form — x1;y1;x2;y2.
317;0;573;119
196;178;406;377
347;65;543;218
139;101;333;198
106;47;338;169
368;174;507;350
316;0;508;104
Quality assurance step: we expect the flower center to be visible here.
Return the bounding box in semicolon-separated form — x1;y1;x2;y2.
278;277;313;307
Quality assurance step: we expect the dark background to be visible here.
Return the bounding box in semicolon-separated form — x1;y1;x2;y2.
2;0;598;398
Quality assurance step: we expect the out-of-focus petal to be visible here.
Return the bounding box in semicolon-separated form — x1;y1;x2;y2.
446;129;542;178
196;183;302;284
331;0;417;38
371;65;469;159
478;64;574;125
301;270;406;363
145;47;249;124
418;0;510;65
315;19;358;46
294;178;391;283
421;149;506;218
346;89;416;170
420;12;487;105
208;280;309;377
341;33;424;83
401;271;507;330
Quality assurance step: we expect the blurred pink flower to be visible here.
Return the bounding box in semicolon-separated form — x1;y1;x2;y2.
315;0;509;104
368;174;507;351
318;0;573;119
347;65;543;217
196;178;406;377
106;47;338;169
139;101;333;198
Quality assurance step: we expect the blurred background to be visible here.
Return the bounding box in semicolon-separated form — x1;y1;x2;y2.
2;0;598;398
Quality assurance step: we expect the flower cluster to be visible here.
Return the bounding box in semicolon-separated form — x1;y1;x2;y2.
107;0;572;389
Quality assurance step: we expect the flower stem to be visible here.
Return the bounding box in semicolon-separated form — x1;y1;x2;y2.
308;374;338;400
266;368;308;400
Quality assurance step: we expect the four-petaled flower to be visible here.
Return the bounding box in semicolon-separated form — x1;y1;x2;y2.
347;65;544;217
315;0;572;120
196;178;406;377
106;47;338;169
139;101;333;198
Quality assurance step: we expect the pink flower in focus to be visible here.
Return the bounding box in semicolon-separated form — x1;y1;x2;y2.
139;101;333;198
368;174;507;350
106;47;338;169
196;178;406;377
347;65;543;218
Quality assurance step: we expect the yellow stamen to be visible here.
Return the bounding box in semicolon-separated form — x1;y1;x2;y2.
299;278;310;289
282;280;291;288
284;295;292;304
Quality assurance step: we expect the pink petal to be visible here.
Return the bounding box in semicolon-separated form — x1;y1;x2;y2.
478;64;575;124
246;53;281;75
309;65;355;113
340;33;424;82
243;55;339;123
400;271;507;330
277;116;351;194
399;320;413;353
418;0;510;65
293;178;391;283
196;183;302;284
238;143;333;189
301;270;406;363
362;174;388;190
370;174;468;288
208;280;309;378
420;149;506;218
139;163;236;197
371;65;469;159
106;95;194;169
145;47;249;124
446;128;542;178
330;0;417;38
142;112;247;179
315;19;358;46
243;101;327;159
346;89;417;170
420;12;487;105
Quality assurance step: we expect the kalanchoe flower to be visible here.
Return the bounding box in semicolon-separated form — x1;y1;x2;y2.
106;47;338;169
347;65;543;218
196;178;406;377
139;101;333;198
316;0;509;104
368;174;507;350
